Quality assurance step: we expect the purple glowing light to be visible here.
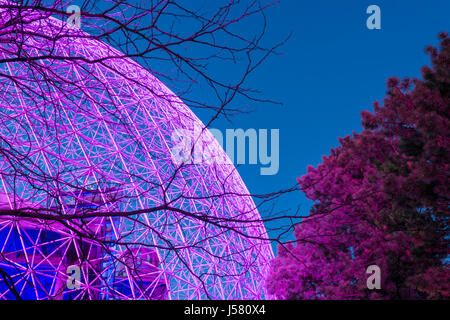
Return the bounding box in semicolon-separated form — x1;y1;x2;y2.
0;8;273;299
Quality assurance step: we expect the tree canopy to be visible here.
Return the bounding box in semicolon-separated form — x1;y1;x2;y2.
267;32;449;300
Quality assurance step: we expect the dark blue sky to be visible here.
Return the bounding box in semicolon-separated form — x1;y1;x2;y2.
71;0;449;246
205;0;450;243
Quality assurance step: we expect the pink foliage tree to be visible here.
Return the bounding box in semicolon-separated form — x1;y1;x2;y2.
266;32;449;300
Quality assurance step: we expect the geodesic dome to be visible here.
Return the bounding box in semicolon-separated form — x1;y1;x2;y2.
0;7;273;299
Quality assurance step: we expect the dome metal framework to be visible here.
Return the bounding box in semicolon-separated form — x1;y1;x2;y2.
0;8;273;300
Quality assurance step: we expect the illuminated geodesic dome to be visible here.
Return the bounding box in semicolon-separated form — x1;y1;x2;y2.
0;7;273;299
